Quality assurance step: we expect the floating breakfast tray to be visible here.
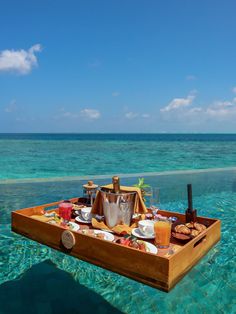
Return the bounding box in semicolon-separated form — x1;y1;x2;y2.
11;198;221;292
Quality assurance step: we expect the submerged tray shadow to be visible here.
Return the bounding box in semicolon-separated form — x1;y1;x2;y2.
0;260;122;314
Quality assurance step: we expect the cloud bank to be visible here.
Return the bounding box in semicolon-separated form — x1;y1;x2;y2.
0;44;42;75
160;92;236;128
55;108;101;121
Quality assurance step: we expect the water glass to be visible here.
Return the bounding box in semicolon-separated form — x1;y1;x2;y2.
141;186;153;204
149;187;160;214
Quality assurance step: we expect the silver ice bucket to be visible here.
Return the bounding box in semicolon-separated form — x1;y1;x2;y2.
100;189;136;228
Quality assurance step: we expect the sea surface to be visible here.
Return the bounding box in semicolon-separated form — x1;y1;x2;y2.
0;134;236;313
0;133;236;180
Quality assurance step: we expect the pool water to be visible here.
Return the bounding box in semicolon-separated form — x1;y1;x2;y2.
0;169;236;313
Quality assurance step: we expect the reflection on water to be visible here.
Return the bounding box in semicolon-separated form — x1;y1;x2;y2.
1;169;236;313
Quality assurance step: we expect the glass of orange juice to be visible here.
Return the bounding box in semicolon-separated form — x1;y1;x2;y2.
154;218;172;248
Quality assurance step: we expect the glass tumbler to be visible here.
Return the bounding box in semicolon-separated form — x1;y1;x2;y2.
154;218;172;249
59;202;73;225
150;187;160;215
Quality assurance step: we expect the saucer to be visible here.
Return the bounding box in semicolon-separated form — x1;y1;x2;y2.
132;228;155;239
75;208;92;216
75;215;92;224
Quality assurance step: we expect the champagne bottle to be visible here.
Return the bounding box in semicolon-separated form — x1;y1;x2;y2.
112;176;120;194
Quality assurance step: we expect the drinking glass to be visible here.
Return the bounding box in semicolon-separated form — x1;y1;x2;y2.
142;186;153;204
149;187;160;215
59;202;73;225
154;218;172;249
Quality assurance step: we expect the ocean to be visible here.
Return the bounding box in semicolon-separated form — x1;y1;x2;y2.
1;134;236;313
1;133;236;180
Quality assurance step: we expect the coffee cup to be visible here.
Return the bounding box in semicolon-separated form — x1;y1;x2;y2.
138;220;154;237
81;207;92;221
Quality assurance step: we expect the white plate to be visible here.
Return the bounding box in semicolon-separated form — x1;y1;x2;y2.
138;240;158;254
101;229;115;234
80;229;114;242
47;221;80;232
67;222;80;231
132;228;155;239
75;215;92;224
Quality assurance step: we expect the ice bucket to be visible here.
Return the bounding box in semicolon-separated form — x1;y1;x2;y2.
99;189;136;228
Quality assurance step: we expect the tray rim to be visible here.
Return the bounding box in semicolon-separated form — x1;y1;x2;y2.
11;197;221;291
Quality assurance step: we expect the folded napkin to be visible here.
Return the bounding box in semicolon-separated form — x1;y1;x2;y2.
31;215;54;223
91;184;147;216
92;218;137;235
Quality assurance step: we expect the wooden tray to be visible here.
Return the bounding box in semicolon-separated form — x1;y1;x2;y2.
11;198;221;292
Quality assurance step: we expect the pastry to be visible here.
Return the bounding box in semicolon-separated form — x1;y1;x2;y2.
80;229;106;239
185;222;194;229
190;229;200;237
174;224;191;235
194;223;207;232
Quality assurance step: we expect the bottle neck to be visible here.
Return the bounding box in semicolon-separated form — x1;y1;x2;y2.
112;176;120;194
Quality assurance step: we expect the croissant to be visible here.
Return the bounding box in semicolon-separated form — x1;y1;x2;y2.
185;222;194;229
175;224;191;235
190;229;200;237
194;223;207;232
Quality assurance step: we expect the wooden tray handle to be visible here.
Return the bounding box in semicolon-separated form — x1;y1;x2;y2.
193;234;207;249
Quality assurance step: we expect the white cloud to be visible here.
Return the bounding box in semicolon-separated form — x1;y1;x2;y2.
161;94;195;112
232;86;236;94
15;117;26;122
62;111;80;119
53;108;101;120
213;100;234;108
5;99;17;113
186;75;197;80
124;111;150;119
141;113;150;118
125;112;138;119
112;91;120;97
0;44;42;75
188;107;202;114
161;92;236;124
80;108;101;119
205;100;236;118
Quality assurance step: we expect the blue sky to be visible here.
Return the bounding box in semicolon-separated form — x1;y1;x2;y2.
0;0;236;133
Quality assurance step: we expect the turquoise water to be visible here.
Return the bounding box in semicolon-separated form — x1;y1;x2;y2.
1;133;236;179
0;134;236;313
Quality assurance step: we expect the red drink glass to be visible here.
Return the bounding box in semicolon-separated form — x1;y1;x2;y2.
59;202;73;225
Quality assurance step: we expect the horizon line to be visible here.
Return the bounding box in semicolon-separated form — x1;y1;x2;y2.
1;132;236;135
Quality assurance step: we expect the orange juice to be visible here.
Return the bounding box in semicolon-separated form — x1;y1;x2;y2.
154;220;171;248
